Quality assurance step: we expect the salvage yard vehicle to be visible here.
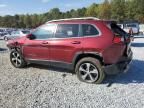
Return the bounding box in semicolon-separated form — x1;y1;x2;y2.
0;32;10;40
117;23;124;29
139;24;144;36
123;22;139;35
4;30;30;41
6;17;133;84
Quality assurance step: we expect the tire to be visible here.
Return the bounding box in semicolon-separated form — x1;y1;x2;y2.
75;57;105;84
10;50;27;68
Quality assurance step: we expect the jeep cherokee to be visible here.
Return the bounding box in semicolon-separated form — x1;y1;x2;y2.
7;17;133;84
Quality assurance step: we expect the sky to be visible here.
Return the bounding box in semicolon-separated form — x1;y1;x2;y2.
0;0;104;16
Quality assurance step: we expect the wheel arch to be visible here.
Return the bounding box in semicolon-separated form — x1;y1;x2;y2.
8;41;22;52
73;52;104;68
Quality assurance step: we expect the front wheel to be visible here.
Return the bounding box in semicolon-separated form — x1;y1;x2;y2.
75;57;105;84
10;50;27;68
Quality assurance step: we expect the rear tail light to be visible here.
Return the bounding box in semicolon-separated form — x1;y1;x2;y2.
113;36;124;44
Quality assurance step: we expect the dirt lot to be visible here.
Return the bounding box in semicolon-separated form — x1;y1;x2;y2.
0;38;144;108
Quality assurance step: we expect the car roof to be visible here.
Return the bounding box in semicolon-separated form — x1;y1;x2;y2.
47;17;100;22
45;17;116;25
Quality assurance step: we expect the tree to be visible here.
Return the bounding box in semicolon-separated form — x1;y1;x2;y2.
98;0;111;20
133;0;144;22
63;11;72;18
48;8;62;20
85;3;99;17
19;15;25;28
23;14;32;28
70;9;80;18
111;0;126;21
77;8;87;17
0;0;144;28
12;14;20;28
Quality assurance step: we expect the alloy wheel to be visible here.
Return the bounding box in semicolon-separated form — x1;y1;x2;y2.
79;63;99;83
11;51;22;67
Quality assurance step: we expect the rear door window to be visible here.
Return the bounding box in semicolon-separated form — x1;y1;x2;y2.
55;24;79;38
81;24;99;36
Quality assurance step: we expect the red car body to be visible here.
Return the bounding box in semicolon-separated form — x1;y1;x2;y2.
7;18;133;83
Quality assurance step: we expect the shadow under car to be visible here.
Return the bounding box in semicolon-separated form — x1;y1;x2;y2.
28;59;144;85
104;60;144;85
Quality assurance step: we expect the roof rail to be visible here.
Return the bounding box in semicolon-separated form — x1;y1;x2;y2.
47;17;100;23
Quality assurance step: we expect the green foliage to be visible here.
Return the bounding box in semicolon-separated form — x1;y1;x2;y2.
98;0;111;20
85;3;99;17
0;0;144;28
132;0;144;22
111;0;126;21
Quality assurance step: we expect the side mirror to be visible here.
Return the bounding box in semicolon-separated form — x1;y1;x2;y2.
27;34;36;40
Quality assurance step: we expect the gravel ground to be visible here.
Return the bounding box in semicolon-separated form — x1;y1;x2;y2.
0;38;144;108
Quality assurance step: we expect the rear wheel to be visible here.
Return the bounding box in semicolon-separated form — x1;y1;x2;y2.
10;50;27;68
75;57;105;84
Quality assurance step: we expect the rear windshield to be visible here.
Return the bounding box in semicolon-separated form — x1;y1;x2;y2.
108;23;129;37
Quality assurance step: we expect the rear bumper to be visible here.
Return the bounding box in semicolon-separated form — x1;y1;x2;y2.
104;50;133;75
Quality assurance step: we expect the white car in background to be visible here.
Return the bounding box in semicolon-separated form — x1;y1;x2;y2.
124;23;139;35
0;32;9;40
4;30;30;41
139;24;144;35
117;24;124;29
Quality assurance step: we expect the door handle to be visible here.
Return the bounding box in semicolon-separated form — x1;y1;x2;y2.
42;42;49;44
71;41;81;44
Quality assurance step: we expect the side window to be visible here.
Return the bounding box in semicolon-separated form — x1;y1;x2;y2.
55;24;79;38
32;24;56;40
82;24;99;36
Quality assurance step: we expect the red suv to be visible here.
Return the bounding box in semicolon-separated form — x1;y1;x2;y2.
7;17;133;84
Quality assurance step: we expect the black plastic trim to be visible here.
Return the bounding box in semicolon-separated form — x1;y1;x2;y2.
72;51;103;67
27;59;73;70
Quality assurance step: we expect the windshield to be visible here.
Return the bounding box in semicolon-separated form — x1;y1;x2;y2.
22;30;30;34
126;24;137;27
